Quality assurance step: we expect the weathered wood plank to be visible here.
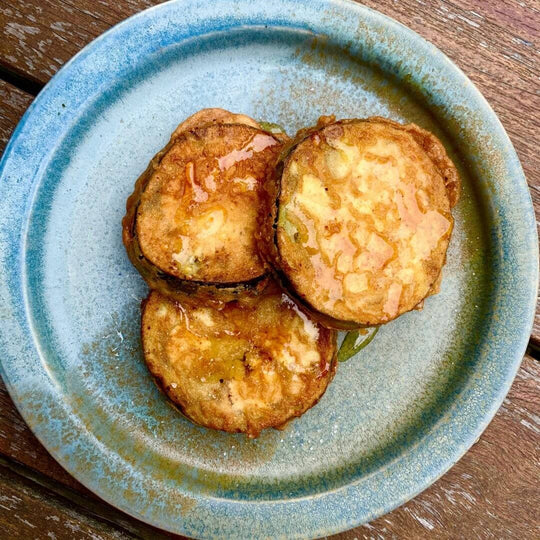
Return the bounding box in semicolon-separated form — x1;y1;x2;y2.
1;0;538;344
0;80;33;151
0;0;163;83
0;461;134;539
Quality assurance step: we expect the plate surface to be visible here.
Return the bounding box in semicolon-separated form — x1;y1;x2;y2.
0;0;537;537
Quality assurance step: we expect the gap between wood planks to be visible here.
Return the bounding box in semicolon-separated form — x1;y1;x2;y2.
0;63;44;95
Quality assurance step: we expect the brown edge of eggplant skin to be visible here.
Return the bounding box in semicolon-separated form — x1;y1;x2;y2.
121;125;284;305
139;293;339;438
139;294;207;429
256;116;461;330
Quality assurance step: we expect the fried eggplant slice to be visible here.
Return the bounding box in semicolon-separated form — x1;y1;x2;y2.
123;112;283;303
141;284;337;437
259;117;460;328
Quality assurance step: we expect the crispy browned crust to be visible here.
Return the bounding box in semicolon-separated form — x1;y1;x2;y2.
171;108;262;137
122;137;270;304
141;287;337;437
122;112;284;304
257;117;460;329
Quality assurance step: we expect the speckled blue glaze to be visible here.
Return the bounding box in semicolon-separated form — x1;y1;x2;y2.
0;0;537;537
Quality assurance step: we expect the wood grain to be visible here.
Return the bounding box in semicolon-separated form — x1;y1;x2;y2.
0;461;133;539
0;0;165;84
0;80;33;151
1;0;538;345
0;1;538;538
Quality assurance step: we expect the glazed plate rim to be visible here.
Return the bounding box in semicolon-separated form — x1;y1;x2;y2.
0;0;538;537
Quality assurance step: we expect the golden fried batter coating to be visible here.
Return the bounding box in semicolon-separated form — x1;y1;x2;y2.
137;123;281;282
142;284;337;437
259;118;460;328
123;110;284;303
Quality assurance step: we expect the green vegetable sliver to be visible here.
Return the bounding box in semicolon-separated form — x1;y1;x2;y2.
259;121;286;135
337;327;379;362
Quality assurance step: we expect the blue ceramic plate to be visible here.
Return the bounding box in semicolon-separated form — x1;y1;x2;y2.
0;0;537;537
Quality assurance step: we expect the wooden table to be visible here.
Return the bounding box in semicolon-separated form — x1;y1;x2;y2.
0;1;538;538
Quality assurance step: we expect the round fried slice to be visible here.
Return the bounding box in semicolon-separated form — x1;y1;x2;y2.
123;120;283;303
260;118;459;328
141;285;337;437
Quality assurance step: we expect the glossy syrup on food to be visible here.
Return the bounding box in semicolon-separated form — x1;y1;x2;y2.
136;125;281;283
278;120;453;324
142;285;336;437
